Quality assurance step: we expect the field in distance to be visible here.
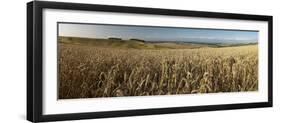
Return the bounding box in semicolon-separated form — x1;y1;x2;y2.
59;36;257;50
58;36;258;99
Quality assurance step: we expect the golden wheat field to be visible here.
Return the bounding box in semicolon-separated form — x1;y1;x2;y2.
58;40;258;99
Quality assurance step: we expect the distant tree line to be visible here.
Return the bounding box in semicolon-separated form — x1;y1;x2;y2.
130;38;145;42
108;37;122;40
108;37;146;42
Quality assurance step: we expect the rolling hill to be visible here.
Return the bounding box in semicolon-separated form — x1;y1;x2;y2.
59;36;257;50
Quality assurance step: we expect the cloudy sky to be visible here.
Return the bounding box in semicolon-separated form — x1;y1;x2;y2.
59;23;258;44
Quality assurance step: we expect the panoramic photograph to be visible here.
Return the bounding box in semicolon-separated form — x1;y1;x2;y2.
58;23;258;99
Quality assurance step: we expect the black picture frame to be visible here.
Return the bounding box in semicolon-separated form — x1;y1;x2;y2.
27;1;273;122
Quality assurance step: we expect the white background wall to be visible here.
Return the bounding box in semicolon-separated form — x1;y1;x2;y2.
0;0;280;122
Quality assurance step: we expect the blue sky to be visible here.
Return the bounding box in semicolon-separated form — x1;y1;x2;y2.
59;23;258;44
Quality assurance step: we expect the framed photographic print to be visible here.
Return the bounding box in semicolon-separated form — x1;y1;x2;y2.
27;1;273;122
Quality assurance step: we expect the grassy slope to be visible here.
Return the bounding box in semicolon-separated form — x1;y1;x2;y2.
59;36;257;49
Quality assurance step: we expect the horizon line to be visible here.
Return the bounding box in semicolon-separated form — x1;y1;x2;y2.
59;36;258;44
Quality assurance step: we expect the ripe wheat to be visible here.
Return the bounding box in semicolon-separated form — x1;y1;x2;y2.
58;43;258;99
